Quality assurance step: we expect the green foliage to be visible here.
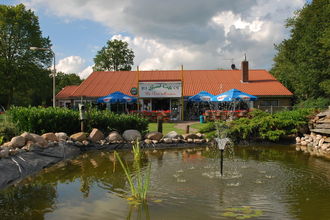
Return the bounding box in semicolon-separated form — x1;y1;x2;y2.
271;0;330;101
0;4;53;107
294;97;330;109
8;106;148;135
0;120;20;143
198;109;315;143
93;39;134;71
55;72;82;94
114;141;151;202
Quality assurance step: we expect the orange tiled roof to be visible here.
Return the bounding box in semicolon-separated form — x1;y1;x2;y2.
66;70;292;98
55;85;79;98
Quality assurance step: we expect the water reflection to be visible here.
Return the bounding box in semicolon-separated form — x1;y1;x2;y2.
0;146;329;219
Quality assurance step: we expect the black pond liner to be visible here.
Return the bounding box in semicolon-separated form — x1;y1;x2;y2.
0;142;208;190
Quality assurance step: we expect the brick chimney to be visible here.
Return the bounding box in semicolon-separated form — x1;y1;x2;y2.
241;60;249;82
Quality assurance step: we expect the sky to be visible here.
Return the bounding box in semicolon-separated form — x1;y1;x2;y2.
3;0;310;79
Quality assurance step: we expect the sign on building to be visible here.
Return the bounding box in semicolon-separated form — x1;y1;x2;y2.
139;81;182;98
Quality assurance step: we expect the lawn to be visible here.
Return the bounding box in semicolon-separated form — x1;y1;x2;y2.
148;123;185;135
190;122;208;132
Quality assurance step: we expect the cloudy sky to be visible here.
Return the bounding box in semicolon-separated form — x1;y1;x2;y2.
5;0;310;78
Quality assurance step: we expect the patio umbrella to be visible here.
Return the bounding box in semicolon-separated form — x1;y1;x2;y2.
97;91;137;103
188;91;215;102
211;89;257;102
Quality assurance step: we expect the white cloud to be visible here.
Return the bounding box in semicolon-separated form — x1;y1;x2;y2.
25;0;305;70
79;65;94;79
56;56;92;79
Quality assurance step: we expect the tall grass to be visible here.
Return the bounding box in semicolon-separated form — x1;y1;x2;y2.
114;141;151;202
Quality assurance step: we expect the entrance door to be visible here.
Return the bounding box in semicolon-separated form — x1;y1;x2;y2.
152;99;170;111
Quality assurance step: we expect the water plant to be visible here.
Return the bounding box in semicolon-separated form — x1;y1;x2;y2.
114;141;151;202
222;206;263;219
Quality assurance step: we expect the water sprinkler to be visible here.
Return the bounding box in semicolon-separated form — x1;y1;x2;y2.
215;138;230;176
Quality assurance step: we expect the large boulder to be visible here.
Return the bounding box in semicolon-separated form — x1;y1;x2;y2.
106;131;124;143
70;132;87;142
88;128;104;143
122;130;142;142
182;133;199;140
20;132;35;142
145;131;163;141
164;131;180;139
10;136;26;148
55;132;68;141
31;133;48;147
42;132;58;142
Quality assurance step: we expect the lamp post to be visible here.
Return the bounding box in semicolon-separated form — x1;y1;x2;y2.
30;47;56;107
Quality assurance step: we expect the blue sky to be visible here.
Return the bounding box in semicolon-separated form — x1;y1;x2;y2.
3;0;310;78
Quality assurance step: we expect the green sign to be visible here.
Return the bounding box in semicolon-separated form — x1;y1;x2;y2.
130;87;138;95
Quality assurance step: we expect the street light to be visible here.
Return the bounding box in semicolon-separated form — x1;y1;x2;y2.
30;47;56;107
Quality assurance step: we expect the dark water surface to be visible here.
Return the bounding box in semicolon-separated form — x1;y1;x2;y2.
0;145;329;220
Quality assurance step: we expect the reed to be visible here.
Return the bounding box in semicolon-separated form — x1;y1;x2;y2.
114;142;151;201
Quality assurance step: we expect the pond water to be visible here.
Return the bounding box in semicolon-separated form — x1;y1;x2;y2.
0;145;330;220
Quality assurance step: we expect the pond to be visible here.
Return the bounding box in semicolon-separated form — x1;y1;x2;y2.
0;145;330;220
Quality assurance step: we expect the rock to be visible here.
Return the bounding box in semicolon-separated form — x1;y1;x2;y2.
163;138;172;144
172;138;179;143
324;137;330;143
10;136;26;148
301;141;307;146
145;131;163;141
106;131;124;143
187;138;193;143
55;132;68;141
164;131;180;139
82;140;89;145
70;132;87;142
66;140;74;144
122;130;142;142
75;141;83;147
88;128;104;143
152;140;158;144
321;143;330;150
21;132;35;142
194;139;203;143
196;133;204;139
182;133;199;140
22;141;38;151
100;140;107;145
2;141;13;148
42;132;58;142
319;138;325;147
144;139;152;144
316;134;322;140
296;137;301;143
0;149;9;158
31;133;48;147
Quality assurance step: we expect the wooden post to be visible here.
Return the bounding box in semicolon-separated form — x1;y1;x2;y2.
185;125;190;134
157;116;163;133
81;120;84;132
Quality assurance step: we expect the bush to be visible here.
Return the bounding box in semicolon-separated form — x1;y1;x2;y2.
295;98;330;109
8;106;149;135
198;108;315;143
0;120;20;143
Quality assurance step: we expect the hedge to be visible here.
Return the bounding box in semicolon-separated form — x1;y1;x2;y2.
8;106;149;135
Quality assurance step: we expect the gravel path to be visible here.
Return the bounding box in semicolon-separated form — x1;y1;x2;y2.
174;121;199;133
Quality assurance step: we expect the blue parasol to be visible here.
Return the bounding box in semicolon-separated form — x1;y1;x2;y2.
188;91;215;102
211;89;257;102
97;91;137;103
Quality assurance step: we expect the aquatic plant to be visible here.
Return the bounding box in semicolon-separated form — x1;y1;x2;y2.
114;142;151;202
222;206;263;219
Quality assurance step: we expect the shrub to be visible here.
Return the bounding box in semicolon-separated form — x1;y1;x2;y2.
0;120;20;143
295;98;330;109
8;106;149;135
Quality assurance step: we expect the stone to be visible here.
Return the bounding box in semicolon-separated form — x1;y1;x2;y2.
152;140;158;144
10;136;26;148
122;130;142;142
0;149;9;158
42;132;58;142
20;132;35;142
2;141;13;148
106;131;124;142
164;131;180;139
55;132;68;141
196;133;204;139
163;138;172;144
75;141;83;147
319;138;325;147
296;137;301;143
31;133;48;147
144;139;152;144
324;137;330;143
182;133;199;140
145;131;163;141
316;134;322;140
70;132;87;142
301;141;307;146
187;138;193;143
88;128;104;143
321;144;330;150
172;138;179;143
82;140;89;145
194;139;202;143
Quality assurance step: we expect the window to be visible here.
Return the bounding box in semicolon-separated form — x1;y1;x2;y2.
260;100;279;106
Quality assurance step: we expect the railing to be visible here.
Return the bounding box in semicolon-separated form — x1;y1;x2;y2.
203;110;249;121
257;106;293;114
130;110;172;122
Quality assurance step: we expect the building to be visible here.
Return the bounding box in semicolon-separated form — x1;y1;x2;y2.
56;61;293;120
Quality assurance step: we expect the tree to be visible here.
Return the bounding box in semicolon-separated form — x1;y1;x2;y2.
0;4;53;107
271;0;330;102
55;72;82;94
93;39;134;71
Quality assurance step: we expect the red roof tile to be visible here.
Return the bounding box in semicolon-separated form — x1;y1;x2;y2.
67;69;292;98
56;85;79;98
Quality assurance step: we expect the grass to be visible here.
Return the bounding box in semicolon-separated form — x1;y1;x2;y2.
148;123;185;134
190;122;208;132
